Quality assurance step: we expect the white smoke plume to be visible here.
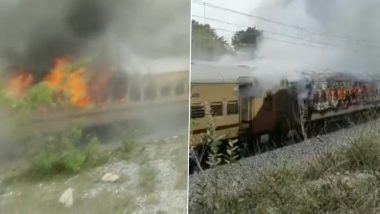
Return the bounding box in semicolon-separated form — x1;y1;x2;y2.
214;0;380;91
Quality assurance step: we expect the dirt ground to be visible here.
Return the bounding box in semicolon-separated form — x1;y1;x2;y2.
0;135;188;214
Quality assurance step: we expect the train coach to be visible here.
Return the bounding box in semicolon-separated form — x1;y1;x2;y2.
189;61;380;169
12;57;190;137
190;61;257;148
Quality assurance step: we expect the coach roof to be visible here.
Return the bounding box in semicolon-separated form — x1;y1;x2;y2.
191;60;255;83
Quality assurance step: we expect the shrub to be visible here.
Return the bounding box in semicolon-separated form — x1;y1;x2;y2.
203;103;223;168
0;82;64;114
29;128;107;175
223;139;239;164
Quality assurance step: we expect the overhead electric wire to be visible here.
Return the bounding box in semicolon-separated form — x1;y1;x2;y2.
192;0;377;46
192;11;380;55
208;26;380;58
193;15;357;51
192;14;337;48
211;27;333;50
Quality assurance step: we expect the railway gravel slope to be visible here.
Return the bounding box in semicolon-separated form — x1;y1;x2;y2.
189;118;380;211
0;134;188;214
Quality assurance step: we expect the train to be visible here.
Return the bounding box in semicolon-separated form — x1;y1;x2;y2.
5;57;190;138
189;61;380;170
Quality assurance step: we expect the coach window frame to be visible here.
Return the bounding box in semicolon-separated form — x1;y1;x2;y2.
191;103;205;119
210;101;223;116
227;100;239;115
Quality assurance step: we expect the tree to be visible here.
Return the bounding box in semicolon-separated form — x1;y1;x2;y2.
191;20;233;60
232;27;263;52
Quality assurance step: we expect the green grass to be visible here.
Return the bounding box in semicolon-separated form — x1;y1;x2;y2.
26;128;108;176
191;135;380;213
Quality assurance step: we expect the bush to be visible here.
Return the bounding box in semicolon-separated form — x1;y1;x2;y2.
0;82;64;114
29;128;107;175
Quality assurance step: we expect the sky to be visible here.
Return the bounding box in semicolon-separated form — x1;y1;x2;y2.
191;0;380;89
192;0;262;43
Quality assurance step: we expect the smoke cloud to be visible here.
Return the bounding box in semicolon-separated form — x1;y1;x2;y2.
0;0;190;162
213;0;379;91
0;0;190;81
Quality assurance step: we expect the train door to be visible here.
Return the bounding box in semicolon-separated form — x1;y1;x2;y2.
237;77;257;131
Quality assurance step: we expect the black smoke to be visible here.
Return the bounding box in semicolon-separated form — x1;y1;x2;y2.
65;0;111;39
0;0;113;81
0;0;190;82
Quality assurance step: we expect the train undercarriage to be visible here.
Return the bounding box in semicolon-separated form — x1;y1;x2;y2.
189;103;380;175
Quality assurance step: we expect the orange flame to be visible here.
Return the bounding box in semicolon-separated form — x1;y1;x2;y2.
66;68;91;108
45;58;91;108
45;58;67;91
5;71;33;99
88;68;114;104
5;57;122;110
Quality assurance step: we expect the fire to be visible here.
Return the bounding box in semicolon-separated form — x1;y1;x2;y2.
88;67;115;104
66;68;91;108
4;57;122;109
45;58;67;91
45;58;91;108
5;71;33;99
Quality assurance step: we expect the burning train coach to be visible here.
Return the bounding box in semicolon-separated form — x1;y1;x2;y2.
1;57;189;136
299;72;380;115
189;61;380;169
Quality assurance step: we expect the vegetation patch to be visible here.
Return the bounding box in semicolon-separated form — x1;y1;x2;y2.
191;135;380;213
25;128;108;176
191;104;240;172
117;133;146;164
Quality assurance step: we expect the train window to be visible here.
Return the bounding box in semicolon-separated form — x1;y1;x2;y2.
191;104;204;118
160;85;171;97
227;100;238;115
129;84;141;101
210;102;223;116
175;81;185;95
144;84;156;100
